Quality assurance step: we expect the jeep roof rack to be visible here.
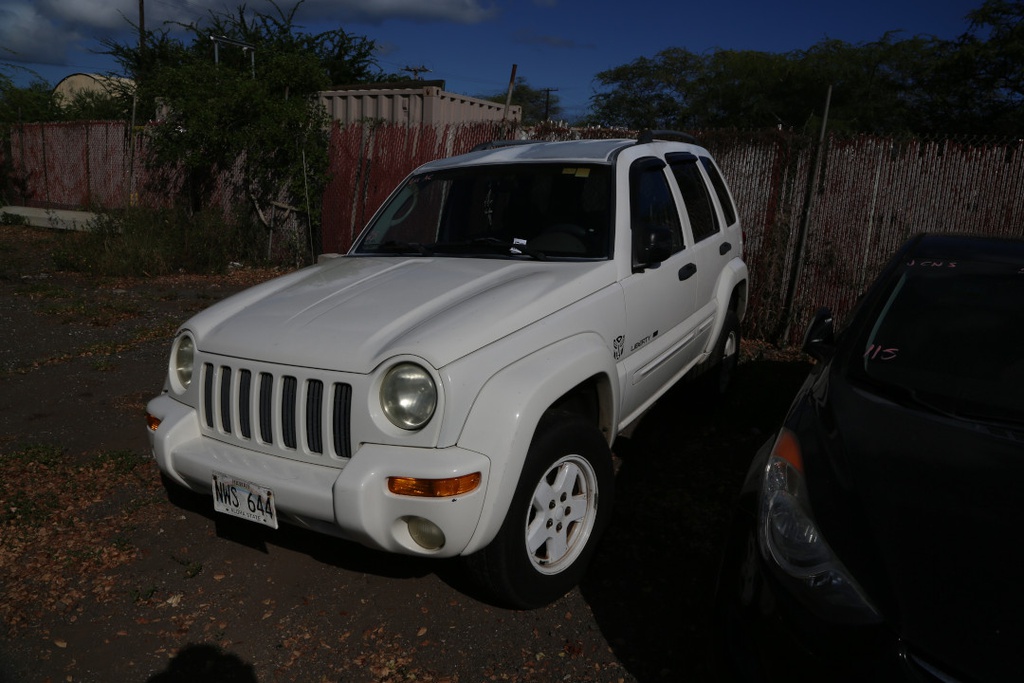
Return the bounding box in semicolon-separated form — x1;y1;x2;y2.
637;129;699;145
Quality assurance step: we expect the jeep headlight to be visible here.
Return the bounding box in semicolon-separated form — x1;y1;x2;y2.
170;333;195;394
380;363;437;430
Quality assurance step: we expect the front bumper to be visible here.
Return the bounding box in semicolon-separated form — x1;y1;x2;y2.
146;394;490;557
714;505;964;683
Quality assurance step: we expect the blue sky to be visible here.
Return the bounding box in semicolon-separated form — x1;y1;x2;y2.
1;0;984;120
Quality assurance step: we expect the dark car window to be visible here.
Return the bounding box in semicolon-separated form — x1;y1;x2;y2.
355;163;612;259
853;258;1024;423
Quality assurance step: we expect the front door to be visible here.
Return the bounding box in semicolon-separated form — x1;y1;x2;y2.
619;156;705;423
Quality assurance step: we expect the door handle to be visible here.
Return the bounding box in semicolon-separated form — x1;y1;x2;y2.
720;242;732;256
678;263;697;281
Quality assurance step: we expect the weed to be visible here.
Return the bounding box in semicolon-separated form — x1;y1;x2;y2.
4;443;65;467
92;358;117;371
111;535;135;552
131;585;158;602
51;206;270;277
96;449;142;475
171;554;204;579
0;445;64;524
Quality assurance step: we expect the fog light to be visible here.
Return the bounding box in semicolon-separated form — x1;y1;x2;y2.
407;516;446;550
146;413;162;431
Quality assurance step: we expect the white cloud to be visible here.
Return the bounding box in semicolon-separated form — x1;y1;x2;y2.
37;0;139;31
0;0;499;69
0;3;79;65
299;0;498;24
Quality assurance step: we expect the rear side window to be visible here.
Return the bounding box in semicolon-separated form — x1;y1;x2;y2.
669;160;720;243
701;157;738;227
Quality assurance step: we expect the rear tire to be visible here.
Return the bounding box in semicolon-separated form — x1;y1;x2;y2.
704;310;740;398
467;415;614;609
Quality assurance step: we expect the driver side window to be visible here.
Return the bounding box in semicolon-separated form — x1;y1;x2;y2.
630;159;684;266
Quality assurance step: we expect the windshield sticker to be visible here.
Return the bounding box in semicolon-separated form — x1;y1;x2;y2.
905;259;957;268
510;237;527;255
864;344;898;361
561;167;591;178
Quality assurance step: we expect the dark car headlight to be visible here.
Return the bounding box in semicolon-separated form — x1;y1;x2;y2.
758;428;882;624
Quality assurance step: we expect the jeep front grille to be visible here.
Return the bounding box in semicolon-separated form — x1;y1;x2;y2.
201;362;352;460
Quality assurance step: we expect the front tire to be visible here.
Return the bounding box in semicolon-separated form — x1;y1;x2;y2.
467;415;614;609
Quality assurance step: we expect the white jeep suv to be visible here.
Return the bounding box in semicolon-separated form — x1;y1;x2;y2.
146;131;748;608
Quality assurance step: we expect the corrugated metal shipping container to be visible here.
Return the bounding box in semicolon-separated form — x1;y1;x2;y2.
319;85;521;126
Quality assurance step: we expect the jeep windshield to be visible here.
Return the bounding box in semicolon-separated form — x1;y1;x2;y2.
852;256;1024;427
353;163;612;260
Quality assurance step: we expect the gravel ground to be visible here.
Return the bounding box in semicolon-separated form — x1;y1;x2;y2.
0;224;810;683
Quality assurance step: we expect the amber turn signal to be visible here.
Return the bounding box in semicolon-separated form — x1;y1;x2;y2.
146;413;162;431
387;472;482;498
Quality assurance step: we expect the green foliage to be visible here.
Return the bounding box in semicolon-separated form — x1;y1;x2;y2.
50;207;266;276
56;89;131;121
4;443;65;468
0;444;65;525
101;1;387;235
0;76;62;125
587;1;1024;136
0;68;129;125
95;450;142;476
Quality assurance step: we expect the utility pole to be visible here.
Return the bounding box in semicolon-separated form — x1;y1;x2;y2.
541;88;558;120
138;0;145;53
502;64;517;123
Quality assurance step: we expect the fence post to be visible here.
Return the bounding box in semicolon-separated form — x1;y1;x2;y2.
775;85;832;345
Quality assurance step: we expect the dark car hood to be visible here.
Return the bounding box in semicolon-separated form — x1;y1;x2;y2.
812;374;1024;680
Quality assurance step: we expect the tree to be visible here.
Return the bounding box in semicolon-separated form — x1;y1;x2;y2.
0;76;62;125
948;0;1024;134
479;77;563;125
585;3;1024;137
586;38;952;134
102;1;390;230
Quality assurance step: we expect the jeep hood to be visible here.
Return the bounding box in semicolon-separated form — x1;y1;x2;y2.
185;256;617;372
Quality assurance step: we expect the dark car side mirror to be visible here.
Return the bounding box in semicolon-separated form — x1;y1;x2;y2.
802;307;836;360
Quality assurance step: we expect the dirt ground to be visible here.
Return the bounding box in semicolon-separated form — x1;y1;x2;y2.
0;224;810;683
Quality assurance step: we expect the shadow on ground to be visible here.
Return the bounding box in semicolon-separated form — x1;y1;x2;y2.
582;359;810;681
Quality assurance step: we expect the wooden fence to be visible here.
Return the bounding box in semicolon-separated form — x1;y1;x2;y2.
3;122;1023;345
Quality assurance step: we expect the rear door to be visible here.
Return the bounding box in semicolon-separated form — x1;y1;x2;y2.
666;152;738;352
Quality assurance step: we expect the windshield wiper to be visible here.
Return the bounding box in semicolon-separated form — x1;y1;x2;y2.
432;237;547;261
906;389;1023;433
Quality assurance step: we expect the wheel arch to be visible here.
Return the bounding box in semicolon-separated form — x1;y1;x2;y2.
457;333;618;555
700;259;748;361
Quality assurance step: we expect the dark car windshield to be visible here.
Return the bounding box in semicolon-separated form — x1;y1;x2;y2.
353;163;612;259
852;256;1024;424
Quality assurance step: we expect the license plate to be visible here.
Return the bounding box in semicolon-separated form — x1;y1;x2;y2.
212;473;278;529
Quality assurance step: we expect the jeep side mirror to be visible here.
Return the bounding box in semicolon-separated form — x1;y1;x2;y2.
635;226;674;269
802;307;835;360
